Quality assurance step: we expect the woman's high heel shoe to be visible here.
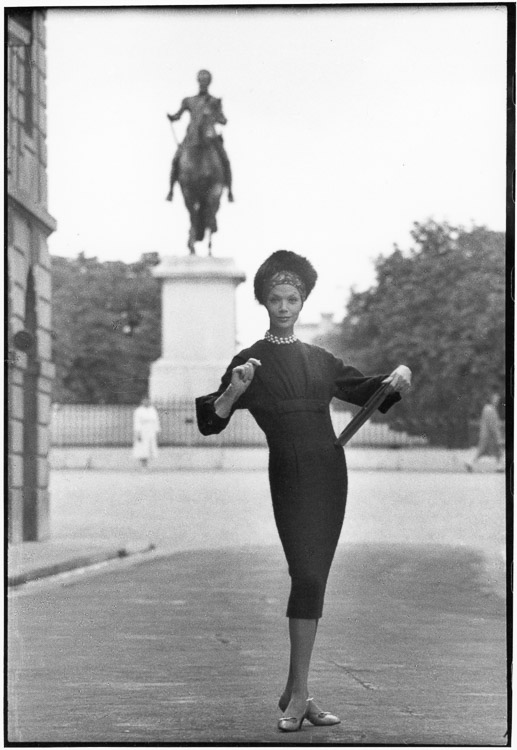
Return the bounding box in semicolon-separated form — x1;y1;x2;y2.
277;698;310;732
306;704;341;727
278;696;341;728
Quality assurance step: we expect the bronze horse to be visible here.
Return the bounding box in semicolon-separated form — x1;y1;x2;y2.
177;114;225;255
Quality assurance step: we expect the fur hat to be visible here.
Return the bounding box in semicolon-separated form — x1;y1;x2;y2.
254;250;317;305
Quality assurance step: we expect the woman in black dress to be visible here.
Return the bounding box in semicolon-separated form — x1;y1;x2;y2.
196;251;411;732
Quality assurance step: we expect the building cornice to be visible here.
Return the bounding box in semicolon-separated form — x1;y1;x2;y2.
8;189;57;236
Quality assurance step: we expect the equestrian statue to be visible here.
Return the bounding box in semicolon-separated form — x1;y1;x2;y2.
166;69;234;255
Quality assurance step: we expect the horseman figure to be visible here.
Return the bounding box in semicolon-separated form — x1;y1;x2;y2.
166;69;234;204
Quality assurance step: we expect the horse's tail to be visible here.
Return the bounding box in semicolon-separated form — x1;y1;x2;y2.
194;207;205;242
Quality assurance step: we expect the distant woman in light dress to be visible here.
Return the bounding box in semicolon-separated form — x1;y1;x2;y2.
133;397;160;467
466;391;504;472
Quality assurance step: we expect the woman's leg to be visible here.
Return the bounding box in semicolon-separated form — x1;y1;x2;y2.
279;618;318;717
465;446;482;471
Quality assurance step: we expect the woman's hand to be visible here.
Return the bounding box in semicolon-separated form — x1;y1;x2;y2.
384;365;412;394
229;358;262;396
214;358;261;418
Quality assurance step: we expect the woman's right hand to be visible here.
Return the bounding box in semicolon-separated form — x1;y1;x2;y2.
214;358;261;419
229;358;261;396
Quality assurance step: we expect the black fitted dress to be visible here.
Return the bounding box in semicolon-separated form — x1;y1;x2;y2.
196;339;400;619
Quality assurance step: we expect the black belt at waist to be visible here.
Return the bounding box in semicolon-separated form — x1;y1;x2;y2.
269;399;327;415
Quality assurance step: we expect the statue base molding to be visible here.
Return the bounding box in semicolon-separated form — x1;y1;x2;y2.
149;255;246;402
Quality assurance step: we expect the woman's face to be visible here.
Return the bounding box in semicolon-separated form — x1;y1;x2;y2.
265;283;303;335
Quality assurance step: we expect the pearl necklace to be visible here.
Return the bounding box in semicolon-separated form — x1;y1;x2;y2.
265;330;298;345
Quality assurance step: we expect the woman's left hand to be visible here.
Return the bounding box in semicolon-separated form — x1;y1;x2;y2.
384;365;412;394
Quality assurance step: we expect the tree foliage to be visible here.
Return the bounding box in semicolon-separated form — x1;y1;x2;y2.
51;252;162;404
324;221;505;447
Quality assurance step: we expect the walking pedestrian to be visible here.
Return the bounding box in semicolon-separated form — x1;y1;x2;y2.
195;250;412;732
133;397;160;467
465;391;504;472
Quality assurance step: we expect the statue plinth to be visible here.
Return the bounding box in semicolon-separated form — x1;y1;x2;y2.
149;255;246;401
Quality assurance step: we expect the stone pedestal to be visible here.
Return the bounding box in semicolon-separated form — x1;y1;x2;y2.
149;255;246;401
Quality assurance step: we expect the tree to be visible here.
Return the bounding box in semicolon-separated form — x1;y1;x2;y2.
51;252;162;404
324;221;505;446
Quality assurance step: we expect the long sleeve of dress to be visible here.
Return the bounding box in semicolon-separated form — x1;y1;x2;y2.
332;358;401;413
195;354;250;435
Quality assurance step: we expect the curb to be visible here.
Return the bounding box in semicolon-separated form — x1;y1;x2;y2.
49;446;477;473
8;542;156;587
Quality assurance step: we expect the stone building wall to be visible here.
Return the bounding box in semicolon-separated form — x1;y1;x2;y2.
7;10;57;542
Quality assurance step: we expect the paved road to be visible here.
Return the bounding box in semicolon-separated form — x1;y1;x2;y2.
48;469;505;557
8;543;506;744
8;468;507;744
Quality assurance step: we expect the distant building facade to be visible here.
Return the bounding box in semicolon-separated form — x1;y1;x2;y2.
7;10;56;542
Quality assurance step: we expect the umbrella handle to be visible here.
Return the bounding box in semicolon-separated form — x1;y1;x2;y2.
335;378;394;447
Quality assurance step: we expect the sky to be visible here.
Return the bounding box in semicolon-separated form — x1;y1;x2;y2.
45;4;508;344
